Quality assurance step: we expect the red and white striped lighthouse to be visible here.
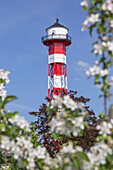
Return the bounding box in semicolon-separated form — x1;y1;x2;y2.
42;19;71;99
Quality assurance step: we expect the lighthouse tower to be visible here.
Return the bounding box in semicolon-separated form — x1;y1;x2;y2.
42;19;71;99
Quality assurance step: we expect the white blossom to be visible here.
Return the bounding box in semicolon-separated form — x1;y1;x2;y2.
51;95;62;109
44;153;61;169
1;165;10;170
49;96;86;137
107;41;113;53
87;141;112;166
36;145;46;159
94;60;99;66
0;135;46;170
100;69;109;77
96;121;112;137
0;89;7;100
86;62;109;78
88;13;100;24
61;142;75;154
0;69;10;101
0;69;10;84
82;13;100;31
101;36;108;41
102;0;113;13
110;20;113;28
63;95;85;111
86;65;101;78
8;114;30;131
94;42;106;55
0;83;4;90
93;40;113;54
80;0;89;7
81;18;90;31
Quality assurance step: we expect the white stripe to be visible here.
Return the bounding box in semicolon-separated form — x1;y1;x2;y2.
48;54;66;64
48;75;67;89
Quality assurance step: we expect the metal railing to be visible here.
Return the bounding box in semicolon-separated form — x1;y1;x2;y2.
41;34;71;42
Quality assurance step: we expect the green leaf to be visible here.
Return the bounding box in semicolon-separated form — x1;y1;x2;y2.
8;126;17;135
83;7;87;12
76;152;90;162
107;154;113;162
0;123;4;130
22;159;28;167
96;136;108;141
37;159;44;170
92;0;96;5
99;57;106;63
88;7;96;14
6;112;18;119
89;25;95;37
95;74;99;84
78;130;83;137
0;103;3;110
97;23;106;34
73;141;78;148
83;122;89;129
0;79;5;85
101;84;110;93
3;96;17;106
98;113;104;119
72;157;80;169
51;132;59;140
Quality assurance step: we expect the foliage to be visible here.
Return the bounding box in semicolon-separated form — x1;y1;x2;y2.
81;0;113;117
0;69;46;169
29;90;99;156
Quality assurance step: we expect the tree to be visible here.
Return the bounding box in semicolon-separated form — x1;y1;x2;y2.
29;90;99;156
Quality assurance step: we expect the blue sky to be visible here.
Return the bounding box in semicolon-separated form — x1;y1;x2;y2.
0;0;113;122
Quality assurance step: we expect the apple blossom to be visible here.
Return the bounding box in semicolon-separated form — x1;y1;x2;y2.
82;13;100;31
110;20;113;28
96;121;112;137
80;0;89;8
100;69;109;77
88;13;100;24
8;114;30;131
110;76;113;82
107;41;113;53
102;0;113;13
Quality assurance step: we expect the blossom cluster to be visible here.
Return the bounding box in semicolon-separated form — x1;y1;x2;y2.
86;63;109;78
87;141;112;167
96;120;113;137
61;142;83;155
49;95;87;137
102;0;113;14
45;107;113;170
85;120;113;168
81;0;113;31
81;13;100;31
0;69;10;101
0;135;46;169
44;153;62;170
93;41;113;55
44;143;83;170
8;114;30;131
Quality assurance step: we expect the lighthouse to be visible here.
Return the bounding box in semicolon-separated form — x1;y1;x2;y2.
42;19;71;99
